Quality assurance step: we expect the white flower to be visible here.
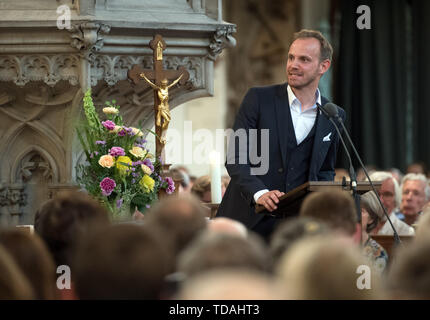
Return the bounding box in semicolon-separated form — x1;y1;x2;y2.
130;127;144;137
141;164;153;175
103;107;119;114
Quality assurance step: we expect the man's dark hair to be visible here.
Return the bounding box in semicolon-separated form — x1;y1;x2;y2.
293;29;333;62
299;190;357;235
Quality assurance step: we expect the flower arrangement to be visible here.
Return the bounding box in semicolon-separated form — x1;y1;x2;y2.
76;89;175;219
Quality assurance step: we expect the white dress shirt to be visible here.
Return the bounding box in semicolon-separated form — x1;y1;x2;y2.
253;85;321;203
378;211;415;236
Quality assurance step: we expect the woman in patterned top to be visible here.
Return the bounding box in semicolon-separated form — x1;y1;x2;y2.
360;191;389;275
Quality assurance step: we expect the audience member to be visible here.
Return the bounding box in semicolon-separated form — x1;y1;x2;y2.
406;161;427;175
269;217;330;268
368;171;414;235
399;173;430;226
0;244;34;299
388;234;430;299
276;235;382;299
177;232;269;278
208;217;248;237
0;229;57;299
360;191;389;274
177;268;284;300
170;167;192;193
299;190;359;242
415;206;430;241
74;224;171;299
34;191;110;268
191;175;211;203
144;194;208;265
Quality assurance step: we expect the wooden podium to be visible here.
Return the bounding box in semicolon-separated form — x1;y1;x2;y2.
255;181;381;217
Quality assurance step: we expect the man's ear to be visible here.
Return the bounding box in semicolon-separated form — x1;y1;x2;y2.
319;59;331;75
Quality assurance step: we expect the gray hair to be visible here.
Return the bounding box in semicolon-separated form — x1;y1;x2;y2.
369;171;401;207
401;173;430;201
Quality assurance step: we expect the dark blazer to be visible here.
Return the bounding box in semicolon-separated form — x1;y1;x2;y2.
217;83;346;229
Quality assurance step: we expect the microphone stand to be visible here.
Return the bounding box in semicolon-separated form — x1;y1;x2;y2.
317;104;362;244
329;107;402;246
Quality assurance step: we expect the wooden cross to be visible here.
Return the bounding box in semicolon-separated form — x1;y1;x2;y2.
128;34;189;162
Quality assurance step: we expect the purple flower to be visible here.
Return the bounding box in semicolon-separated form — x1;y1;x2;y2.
118;128;126;137
109;147;125;156
94;151;99;156
164;176;175;194
146;204;151;209
102;120;115;131
96;140;106;145
100;177;116;196
131;179;136;184
116;198;123;209
125;127;134;136
143;159;154;172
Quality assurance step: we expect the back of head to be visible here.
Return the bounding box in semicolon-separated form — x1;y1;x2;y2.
208;217;248;237
0;244;34;299
34;191;110;267
0;229;57;299
144;194;208;257
300;190;357;236
74;224;171;299
270;217;330;267
177;268;283;300
177;232;268;277
277;235;381;299
388;235;430;299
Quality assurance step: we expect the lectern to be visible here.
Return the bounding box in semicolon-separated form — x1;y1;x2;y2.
255;181;381;217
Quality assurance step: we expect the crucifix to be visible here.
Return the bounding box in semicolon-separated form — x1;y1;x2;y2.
128;34;189;162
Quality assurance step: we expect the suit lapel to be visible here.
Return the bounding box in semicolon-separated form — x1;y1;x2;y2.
310;101;334;179
274;83;293;168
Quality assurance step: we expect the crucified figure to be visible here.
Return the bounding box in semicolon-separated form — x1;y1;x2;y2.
140;73;183;137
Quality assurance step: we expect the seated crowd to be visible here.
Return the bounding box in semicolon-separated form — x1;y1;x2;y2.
0;163;430;300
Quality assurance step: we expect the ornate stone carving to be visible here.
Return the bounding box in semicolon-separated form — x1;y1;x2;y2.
0;183;8;207
20;154;53;183
6;184;26;217
69;22;111;62
89;54;203;88
208;25;237;61
0;55;79;87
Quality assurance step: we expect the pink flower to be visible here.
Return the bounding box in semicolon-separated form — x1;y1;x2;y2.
164;176;175;194
100;177;116;196
102;120;116;131
109;147;125;157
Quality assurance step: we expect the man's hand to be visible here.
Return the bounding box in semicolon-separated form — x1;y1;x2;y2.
256;190;285;212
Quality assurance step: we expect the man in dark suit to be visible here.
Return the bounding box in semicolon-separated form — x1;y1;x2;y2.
217;30;346;240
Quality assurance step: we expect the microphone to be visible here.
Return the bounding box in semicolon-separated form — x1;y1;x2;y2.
317;103;360;225
320;102;402;245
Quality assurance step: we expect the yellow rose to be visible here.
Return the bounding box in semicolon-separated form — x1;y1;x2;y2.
139;175;155;193
98;155;115;168
141;164;153;175
145;152;154;160
110;125;122;134
129;146;146;158
130;127;144;137
116;156;132;175
103;107;119;115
